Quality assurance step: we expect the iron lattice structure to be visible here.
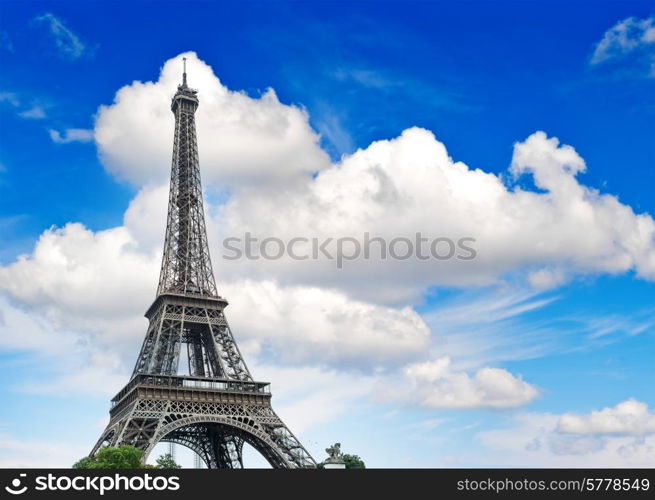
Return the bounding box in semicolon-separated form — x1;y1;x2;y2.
91;62;316;468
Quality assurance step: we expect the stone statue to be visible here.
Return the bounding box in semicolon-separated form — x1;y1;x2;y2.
325;443;342;462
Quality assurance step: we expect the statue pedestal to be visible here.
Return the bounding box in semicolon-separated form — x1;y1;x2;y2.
324;462;346;469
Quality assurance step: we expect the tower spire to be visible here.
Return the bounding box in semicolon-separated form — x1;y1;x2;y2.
158;58;217;298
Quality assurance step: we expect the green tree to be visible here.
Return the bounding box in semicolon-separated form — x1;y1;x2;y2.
73;445;145;469
72;456;96;469
155;453;181;469
73;446;183;469
342;454;365;469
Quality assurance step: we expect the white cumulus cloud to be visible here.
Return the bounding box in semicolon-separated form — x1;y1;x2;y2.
477;401;655;467
94;52;330;187
212;127;655;304
558;399;655;436
376;356;538;409
0;222;431;372
89;53;655;306
223;279;430;367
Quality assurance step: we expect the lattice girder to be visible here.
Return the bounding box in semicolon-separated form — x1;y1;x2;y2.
132;295;253;382
93;393;315;468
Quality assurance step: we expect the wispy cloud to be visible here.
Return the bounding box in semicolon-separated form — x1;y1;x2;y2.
590;16;655;76
330;65;471;111
49;128;93;144
582;313;655;340
34;12;87;60
310;101;354;157
0;92;19;107
332;67;395;90
0;30;13;53
0;432;89;468
422;288;655;370
0;92;48;119
19;106;46;120
422;289;562;370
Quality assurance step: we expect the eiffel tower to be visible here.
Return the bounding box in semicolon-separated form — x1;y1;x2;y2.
91;59;316;468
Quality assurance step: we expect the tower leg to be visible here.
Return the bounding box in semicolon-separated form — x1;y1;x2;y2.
210;429;244;469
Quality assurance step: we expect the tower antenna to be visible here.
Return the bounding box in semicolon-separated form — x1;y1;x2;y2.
182;57;187;87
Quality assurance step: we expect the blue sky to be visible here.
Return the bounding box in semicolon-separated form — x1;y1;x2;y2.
0;1;654;467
